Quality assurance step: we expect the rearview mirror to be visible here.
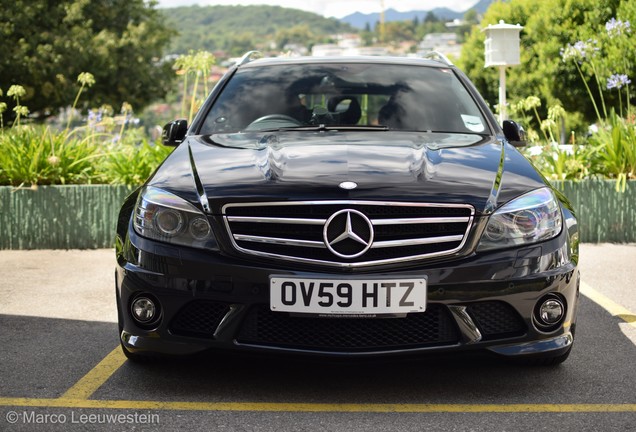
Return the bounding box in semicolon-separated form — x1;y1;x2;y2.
162;119;188;146
502;120;527;147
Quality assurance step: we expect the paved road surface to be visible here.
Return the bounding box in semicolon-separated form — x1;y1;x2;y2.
0;245;634;431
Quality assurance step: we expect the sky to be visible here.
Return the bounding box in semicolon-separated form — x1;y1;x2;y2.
155;0;480;19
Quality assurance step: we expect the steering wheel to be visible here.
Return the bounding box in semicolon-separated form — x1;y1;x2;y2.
245;114;302;131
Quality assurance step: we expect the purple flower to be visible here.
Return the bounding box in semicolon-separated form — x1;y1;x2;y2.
87;109;103;126
561;39;598;62
606;18;631;37
607;74;631;90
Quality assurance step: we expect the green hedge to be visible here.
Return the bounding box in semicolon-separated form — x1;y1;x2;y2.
0;181;634;249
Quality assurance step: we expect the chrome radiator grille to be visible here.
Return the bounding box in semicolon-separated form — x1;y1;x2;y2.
222;201;474;268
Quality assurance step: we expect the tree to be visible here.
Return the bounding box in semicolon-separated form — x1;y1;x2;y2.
457;9;479;42
275;24;316;50
464;9;479;25
416;14;447;40
457;0;635;128
383;21;416;43
0;0;175;120
424;11;439;23
225;33;259;57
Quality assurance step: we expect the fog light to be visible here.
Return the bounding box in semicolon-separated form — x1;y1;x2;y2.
534;295;566;331
131;297;156;323
540;299;564;324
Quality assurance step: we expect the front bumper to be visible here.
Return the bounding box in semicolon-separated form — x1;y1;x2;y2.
116;226;579;359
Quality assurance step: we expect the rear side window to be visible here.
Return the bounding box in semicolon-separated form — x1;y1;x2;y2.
199;63;488;134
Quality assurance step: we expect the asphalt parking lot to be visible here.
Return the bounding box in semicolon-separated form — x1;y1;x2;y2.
0;244;635;431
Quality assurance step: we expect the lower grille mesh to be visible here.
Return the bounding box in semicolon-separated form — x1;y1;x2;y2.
168;300;526;347
169;301;230;338
237;304;459;352
466;301;526;339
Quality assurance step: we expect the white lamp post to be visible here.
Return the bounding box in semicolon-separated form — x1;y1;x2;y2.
482;21;523;124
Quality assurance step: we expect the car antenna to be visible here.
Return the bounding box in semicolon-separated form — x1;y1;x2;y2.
237;51;263;66
421;51;454;66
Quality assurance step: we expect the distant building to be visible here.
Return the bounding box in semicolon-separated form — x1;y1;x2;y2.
311;44;345;57
417;33;462;58
282;43;308;56
356;46;390;56
311;34;388;56
445;19;467;29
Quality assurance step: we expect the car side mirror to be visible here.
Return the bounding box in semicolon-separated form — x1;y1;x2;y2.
162;119;188;146
502;120;527;147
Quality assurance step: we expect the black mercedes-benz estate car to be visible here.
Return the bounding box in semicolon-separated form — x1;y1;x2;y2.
115;52;579;365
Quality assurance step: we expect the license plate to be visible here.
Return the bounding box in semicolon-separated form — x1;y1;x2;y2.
270;277;426;316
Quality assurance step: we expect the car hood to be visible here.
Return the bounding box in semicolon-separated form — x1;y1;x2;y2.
148;131;546;215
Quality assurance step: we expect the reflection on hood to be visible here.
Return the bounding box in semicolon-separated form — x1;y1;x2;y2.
148;131;545;214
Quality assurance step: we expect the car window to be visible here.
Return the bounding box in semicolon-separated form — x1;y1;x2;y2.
199;63;489;135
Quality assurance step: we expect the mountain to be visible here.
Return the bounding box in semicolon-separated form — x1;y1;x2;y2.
160;1;495;56
340;0;494;29
471;0;496;14
162;5;354;55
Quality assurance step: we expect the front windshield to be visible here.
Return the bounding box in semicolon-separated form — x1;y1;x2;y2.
199;62;489;135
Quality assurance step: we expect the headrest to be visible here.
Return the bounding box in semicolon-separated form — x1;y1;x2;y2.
327;96;361;125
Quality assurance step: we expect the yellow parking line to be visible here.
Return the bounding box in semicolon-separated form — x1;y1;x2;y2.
60;347;126;400
0;398;635;413
22;280;633;413
580;282;636;328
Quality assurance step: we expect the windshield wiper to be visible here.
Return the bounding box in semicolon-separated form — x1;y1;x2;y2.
255;124;390;132
426;130;491;137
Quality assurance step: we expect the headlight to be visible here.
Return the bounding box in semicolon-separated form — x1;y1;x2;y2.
477;188;562;251
133;186;217;250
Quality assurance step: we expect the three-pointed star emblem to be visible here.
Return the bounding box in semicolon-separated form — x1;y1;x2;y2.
323;209;374;259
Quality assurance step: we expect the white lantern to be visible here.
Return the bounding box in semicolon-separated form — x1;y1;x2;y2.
483;21;523;67
482;21;524;123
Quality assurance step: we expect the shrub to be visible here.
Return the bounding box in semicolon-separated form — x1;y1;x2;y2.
0;126;102;186
101;136;173;186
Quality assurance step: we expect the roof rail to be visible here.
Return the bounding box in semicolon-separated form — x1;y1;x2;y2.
237;50;263;66
421;51;454;66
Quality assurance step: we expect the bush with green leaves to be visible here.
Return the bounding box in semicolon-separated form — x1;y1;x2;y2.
0;126;102;186
588;112;636;191
0;126;173;187
523;142;594;182
101;134;173;186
